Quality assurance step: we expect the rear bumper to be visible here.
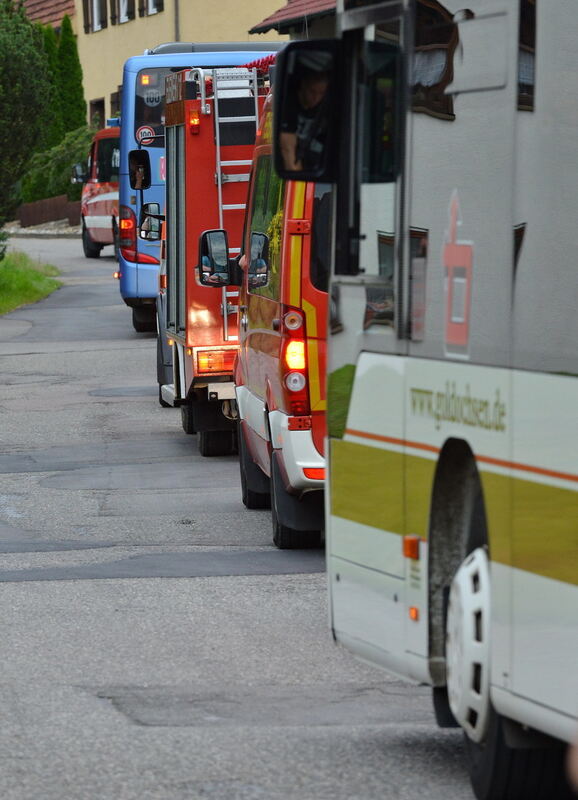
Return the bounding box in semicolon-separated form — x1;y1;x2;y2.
268;409;324;494
236;386;324;494
118;253;160;302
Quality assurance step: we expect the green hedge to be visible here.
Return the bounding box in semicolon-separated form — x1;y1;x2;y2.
20;126;95;204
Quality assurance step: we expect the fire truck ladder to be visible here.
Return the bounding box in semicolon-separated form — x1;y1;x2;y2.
212;67;260;342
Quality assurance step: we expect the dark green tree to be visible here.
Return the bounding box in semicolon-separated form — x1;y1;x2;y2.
40;22;64;149
0;0;52;223
57;14;86;132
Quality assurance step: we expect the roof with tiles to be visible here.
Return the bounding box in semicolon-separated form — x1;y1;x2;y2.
23;0;75;27
250;0;336;34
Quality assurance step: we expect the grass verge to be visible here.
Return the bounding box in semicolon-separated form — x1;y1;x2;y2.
0;251;61;315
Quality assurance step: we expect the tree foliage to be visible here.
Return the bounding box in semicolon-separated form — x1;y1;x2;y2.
20;125;94;204
57;14;85;133
0;0;52;221
40;22;64;149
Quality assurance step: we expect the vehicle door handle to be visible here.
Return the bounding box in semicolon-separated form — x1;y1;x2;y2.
272;318;280;331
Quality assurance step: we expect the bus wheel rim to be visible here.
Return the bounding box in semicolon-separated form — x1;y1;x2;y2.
445;546;491;743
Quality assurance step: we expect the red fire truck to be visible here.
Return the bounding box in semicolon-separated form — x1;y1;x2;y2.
154;63;272;456
75;126;120;259
198;93;330;547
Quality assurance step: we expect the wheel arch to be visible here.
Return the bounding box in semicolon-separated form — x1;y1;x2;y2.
427;436;489;686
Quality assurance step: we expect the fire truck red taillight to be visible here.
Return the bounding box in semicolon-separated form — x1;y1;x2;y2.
196;349;236;374
284;340;306;371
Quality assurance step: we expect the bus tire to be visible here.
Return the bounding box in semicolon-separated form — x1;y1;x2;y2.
113;220;120;262
82;223;102;258
444;483;573;800
270;454;322;549
198;430;234;457
132;305;156;333
238;423;270;509
465;707;573;800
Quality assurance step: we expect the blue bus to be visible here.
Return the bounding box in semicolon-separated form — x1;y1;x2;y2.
117;42;282;332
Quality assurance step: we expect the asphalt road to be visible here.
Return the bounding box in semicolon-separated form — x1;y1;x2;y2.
0;237;472;800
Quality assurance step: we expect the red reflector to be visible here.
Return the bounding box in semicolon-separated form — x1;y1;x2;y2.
288;415;312;431
196;349;237;374
289;400;309;416
303;467;325;480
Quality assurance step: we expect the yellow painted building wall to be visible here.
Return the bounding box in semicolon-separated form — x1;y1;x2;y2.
73;0;285;121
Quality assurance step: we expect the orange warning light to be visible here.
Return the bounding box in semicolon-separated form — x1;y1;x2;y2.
141;74;151;86
403;535;420;560
189;109;200;134
409;606;419;622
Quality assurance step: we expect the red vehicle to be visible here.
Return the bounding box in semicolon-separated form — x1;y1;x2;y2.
200;94;330;547
157;63;272;456
77;126;120;258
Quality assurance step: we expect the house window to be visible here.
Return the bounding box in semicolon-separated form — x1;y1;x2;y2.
83;0;108;32
110;89;122;117
137;0;164;17
89;98;105;128
110;0;134;24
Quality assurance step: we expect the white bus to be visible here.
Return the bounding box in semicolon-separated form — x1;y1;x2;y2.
272;1;578;798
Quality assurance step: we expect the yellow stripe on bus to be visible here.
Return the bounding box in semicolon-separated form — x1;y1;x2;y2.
330;438;578;586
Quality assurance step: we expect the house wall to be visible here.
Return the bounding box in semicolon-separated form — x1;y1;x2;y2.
73;0;285;122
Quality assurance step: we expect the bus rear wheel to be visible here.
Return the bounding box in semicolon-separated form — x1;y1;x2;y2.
132;305;156;333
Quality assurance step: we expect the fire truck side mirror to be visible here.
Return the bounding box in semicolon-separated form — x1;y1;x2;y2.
273;40;341;182
128;149;151;190
198;230;232;287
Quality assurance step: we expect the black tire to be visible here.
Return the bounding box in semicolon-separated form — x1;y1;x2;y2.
270;455;322;549
132;305;156;333
198;430;234;457
181;403;196;434
445;481;574;800
466;708;574;800
158;385;170;408
113;220;120;262
238;424;270;509
82;223;102;258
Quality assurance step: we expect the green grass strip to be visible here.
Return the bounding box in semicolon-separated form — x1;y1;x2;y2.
0;251;61;315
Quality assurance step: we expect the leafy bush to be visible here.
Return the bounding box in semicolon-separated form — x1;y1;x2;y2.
20;125;95;204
